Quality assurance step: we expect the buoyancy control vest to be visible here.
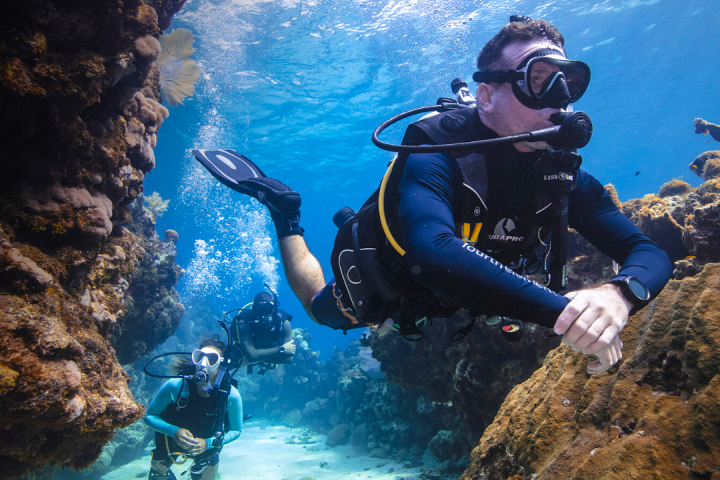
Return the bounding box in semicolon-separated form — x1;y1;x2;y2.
329;107;560;331
231;308;290;350
160;377;230;440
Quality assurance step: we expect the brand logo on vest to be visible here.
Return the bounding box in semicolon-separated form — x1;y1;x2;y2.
543;172;573;181
489;218;524;242
474;206;482;216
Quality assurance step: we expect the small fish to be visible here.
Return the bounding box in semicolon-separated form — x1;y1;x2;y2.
685;256;696;259
635;171;641;176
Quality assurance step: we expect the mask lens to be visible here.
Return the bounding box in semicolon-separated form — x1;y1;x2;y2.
527;57;590;102
255;303;273;317
528;60;560;96
192;349;221;368
204;352;220;367
563;66;589;100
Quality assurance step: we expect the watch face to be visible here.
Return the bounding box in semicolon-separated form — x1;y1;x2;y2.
628;277;650;301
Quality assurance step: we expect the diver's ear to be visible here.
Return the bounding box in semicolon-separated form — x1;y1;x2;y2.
476;83;494;115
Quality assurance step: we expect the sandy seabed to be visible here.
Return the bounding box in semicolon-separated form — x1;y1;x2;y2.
101;421;456;480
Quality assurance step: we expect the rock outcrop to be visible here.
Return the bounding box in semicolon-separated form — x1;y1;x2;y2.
0;0;186;476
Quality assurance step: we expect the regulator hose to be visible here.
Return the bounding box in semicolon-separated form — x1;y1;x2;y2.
372;106;593;153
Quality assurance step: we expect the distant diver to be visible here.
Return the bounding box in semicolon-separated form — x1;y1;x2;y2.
193;17;672;374
143;332;244;480
227;286;296;375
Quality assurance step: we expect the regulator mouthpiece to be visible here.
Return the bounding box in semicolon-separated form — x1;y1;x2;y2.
548;111;593;150
193;370;208;385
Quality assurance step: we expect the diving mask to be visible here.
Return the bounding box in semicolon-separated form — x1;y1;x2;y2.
253;300;275;326
473;48;590;110
191;348;223;371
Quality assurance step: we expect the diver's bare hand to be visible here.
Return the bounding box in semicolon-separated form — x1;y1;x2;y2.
188;437;208;456
282;341;296;355
174;428;198;450
554;284;632;355
586;335;624;374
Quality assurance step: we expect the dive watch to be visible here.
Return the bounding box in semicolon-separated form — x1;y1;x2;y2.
609;275;650;309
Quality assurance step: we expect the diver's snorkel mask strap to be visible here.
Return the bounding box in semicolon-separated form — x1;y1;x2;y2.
473;49;590;110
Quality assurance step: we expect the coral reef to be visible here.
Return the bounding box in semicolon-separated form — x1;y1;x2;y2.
465;263;720;479
694;118;720;143
157;29;201;106
0;0;187;476
111;199;185;365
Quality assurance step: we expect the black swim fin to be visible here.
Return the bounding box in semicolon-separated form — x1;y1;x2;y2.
148;467;176;480
191;149;303;238
191;149;266;191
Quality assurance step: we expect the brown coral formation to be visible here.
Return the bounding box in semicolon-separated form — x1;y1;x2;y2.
690;151;720;181
0;0;186;476
694;118;720;143
465;263;720;479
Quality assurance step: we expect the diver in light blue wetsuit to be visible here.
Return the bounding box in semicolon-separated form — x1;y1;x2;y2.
144;339;242;480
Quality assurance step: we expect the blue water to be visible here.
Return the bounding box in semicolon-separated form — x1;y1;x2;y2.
147;0;720;358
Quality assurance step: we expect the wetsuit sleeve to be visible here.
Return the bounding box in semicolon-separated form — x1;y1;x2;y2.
205;386;243;446
398;152;569;327
237;322;286;364
143;378;183;438
569;170;672;297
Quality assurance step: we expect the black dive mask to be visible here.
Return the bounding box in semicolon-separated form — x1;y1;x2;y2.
252;301;273;327
473;49;590;110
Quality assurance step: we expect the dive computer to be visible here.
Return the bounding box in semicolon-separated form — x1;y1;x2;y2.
609;275;650;310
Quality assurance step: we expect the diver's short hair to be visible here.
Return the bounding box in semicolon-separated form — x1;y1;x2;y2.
476;19;565;72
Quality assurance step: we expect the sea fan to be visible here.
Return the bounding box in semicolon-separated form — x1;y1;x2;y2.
157;28;201;107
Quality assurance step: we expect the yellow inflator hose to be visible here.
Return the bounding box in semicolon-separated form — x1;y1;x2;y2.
378;160;406;256
164;435;189;465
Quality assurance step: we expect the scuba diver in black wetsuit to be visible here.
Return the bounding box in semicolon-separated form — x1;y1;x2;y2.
192;17;672;375
230;291;296;375
144;338;242;480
